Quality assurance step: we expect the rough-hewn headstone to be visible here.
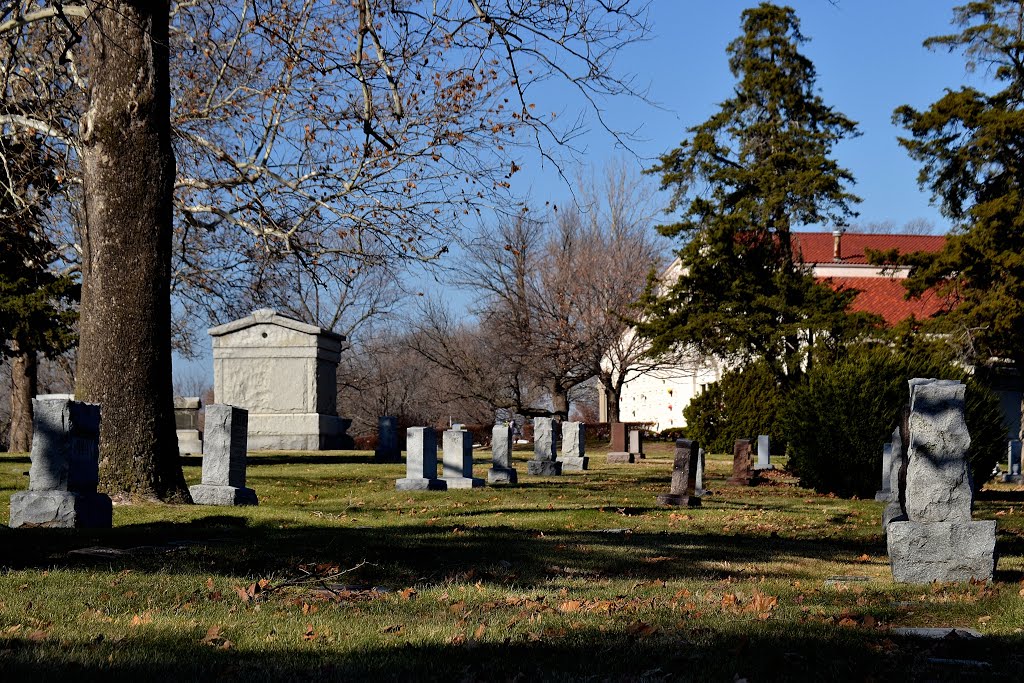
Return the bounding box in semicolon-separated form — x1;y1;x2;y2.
174;396;203;456
487;424;518;484
527;417;562;476
887;379;997;583
1002;440;1022;483
442;428;484;488
728;438;757;485
560;421;589;471
10;397;112;528
607;422;632;463
374;416;402;463
656;439;701;507
754;434;773;470
628;429;645;460
396;427;446;490
190;405;258;505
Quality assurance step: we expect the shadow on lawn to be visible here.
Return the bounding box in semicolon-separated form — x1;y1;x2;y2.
0;616;1021;681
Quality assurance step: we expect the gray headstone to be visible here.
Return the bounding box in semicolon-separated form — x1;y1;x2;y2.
875;442;894;501
695;447;706;495
533;417;557;461
10;397;111;528
374;416;402;463
396;427;446;490
487;424;518;484
442;428;483;488
1002;440;1022;483
560;421;589;471
190;404;258;506
656;439;701;507
174;396;203;456
628;429;645;459
754;434;773;470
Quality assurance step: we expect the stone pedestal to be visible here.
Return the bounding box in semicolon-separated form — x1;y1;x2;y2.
754;434;773;470
527;417;562;476
442;428;483;488
174;397;203;456
606;422;632;463
875;442;893;501
190;405;258;505
396;427;446;490
887;379;996;583
1002;440;1022;483
487;424;518;484
628;429;645;460
656;439;701;507
560;421;589;471
10;397;111;528
374;416;402;463
728;439;757;485
209;308;351;451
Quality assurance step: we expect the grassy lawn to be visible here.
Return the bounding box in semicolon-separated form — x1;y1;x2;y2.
1;441;1023;681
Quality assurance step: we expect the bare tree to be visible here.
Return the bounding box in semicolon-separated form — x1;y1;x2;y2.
847;217;939;235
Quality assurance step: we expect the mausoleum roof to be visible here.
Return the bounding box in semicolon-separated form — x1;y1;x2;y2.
207;308;345;341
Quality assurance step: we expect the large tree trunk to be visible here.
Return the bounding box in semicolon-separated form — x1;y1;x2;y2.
603;376;622;424
77;1;189;501
8;348;36;453
549;381;569;421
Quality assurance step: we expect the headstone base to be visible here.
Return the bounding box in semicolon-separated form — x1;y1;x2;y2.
1001;474;1022;483
527;461;562;476
656;493;701;507
728;475;757;486
395;478;447;491
189;484;259;506
373;449;403;463
881;501;906;533
874;489;891;501
443;477;484;489
887;519;997;583
487;468;518;484
753;463;774;471
9;490;112;528
177;429;203;456
607;452;633;463
560;456;589;471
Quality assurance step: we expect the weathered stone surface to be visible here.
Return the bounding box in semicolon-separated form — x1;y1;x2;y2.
396;427;445;490
527;460;562;476
442;428;483;488
905;380;972;523
729;439;757;485
887;519;996;583
209;308;350;450
374;416;402;463
560;422;588;471
754;434;773;470
487;424;518;484
10;490;112;529
628;430;645;459
202;405;249;488
608;422;630;462
875;442;894;501
607;452;634;463
177;429;203;456
695;448;705;495
29;398;101;492
1002;440;1022;483
189;484;258;506
395;477;447;491
533;418;557;462
175;396;203;457
656;439;701;507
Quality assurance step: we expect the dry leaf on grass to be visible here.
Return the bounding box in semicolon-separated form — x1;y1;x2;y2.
399;587;417;601
558;600;582;613
381;624;404;634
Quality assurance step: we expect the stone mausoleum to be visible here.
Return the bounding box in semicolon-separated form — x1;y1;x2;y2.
209;308;350;450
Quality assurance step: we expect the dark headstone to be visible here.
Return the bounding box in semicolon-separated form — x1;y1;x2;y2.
374;416;402;463
656;439;701;507
728;438;757;486
607;422;632;463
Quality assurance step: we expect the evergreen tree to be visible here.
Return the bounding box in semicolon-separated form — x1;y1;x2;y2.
639;3;865;385
890;0;1024;435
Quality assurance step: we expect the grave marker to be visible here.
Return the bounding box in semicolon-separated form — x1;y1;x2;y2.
1002;440;1022;483
754;434;773;470
487;424;518;484
396;427;446;490
607;422;632;463
374;416;402;463
728;438;757;485
656;439;701;507
174;396;203;456
527;417;562;476
442;428;484;488
189;404;258;505
560;421;589;471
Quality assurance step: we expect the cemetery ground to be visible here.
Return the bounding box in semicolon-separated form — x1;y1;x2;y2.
1;444;1023;681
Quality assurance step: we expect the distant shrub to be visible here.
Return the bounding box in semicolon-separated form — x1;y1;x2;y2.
781;344;1005;498
682;360;787;454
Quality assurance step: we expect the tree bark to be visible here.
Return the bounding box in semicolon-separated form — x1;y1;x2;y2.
77;1;189;501
8;348;36;453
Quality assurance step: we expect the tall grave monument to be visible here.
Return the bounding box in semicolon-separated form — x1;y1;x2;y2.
442;427;484;488
209;309;350;450
487;424;518;484
190;404;258;506
887;379;997;583
560;421;589;471
396;427;446;490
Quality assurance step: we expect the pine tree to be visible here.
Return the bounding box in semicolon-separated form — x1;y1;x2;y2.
639;3;865;385
891;1;1024;428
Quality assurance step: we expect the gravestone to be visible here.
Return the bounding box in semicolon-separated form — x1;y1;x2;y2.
882;424;907;531
560;421;589;471
374;416;402;463
728;438;757;485
656;439;701;507
10;397;112;528
1002;440;1022;483
695;447;706;496
487;424;518;484
607;422;632;463
189;404;258;505
875;442;894;501
209;308;350;450
396;427;446;490
174;396;203;456
628;429;646;460
887;379;997;583
754;434;773;470
527;417;562;476
442;428;483;488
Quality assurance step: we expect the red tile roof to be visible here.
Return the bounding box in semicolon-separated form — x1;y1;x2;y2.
793;232;946;265
824;276;948;325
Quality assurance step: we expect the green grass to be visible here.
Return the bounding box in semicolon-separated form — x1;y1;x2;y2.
1;442;1023;681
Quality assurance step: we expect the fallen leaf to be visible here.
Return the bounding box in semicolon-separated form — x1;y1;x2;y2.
627;621;658;637
381;624;404;634
862;615;877;628
838;617;858;627
302;624;317;641
473;623;487;640
27;629;48;641
855;554;870;562
978;615;992;623
399;588;417;601
559;600;582;613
